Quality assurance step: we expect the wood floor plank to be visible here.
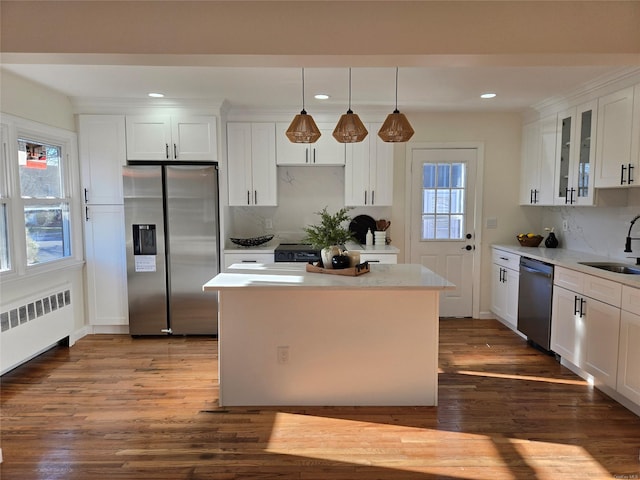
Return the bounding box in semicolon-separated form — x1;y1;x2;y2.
1;318;639;479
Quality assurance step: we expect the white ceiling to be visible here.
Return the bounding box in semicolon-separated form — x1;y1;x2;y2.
0;63;632;113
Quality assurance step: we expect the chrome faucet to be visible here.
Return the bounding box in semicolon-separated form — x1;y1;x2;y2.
624;214;640;264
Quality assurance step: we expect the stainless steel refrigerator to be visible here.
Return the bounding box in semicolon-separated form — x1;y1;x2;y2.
123;164;220;335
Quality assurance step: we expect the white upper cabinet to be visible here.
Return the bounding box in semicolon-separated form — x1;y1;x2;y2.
553;100;597;206
78;114;126;205
275;122;346;166
126;115;217;161
519;115;556;205
227;122;277;206
594;85;639;188
345;123;394;207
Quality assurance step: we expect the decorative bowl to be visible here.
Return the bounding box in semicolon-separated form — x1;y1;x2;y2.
229;234;274;247
517;235;543;247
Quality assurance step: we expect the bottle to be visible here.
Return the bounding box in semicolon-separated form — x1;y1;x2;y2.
365;228;373;246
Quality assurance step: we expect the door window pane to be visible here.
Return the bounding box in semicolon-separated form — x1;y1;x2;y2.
421;161;467;240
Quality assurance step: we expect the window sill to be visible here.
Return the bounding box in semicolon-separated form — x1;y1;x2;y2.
0;259;85;286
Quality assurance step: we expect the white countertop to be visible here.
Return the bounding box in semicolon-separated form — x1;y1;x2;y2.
344;241;400;254
203;262;453;290
493;244;640;288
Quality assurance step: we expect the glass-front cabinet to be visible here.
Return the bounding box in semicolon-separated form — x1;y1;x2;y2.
553;100;597;206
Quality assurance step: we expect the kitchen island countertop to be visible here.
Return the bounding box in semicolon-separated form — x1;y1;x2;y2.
203;262;453;291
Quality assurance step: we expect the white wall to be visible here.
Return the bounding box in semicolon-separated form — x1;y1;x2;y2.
0;69;75;131
0;73;87;340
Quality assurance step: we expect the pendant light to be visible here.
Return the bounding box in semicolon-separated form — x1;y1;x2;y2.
333;68;368;143
378;67;415;143
286;68;321;144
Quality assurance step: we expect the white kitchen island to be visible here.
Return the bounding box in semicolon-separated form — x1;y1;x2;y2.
203;263;453;407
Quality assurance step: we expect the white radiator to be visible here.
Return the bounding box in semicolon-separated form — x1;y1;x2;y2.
1;284;74;375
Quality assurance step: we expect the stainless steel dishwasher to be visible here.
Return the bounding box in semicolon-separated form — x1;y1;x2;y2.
517;257;554;351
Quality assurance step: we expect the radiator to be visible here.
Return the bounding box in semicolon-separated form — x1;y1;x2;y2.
0;284;74;375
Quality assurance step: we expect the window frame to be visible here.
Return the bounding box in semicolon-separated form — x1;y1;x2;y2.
0;114;82;282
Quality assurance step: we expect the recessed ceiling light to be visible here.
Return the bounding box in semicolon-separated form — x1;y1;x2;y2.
148;92;165;98
480;92;497;99
314;94;330;100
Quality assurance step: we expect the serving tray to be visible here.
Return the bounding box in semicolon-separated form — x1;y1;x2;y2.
306;261;370;276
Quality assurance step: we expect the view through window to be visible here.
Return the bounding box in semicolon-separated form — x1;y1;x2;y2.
421;162;466;240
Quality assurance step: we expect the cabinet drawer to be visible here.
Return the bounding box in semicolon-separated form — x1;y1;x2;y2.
493;248;520;271
554;266;583;292
492;249;520;270
224;253;274;270
360;253;397;264
583;274;622;307
622;285;640;315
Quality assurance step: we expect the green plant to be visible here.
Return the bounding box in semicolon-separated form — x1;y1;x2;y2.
303;206;355;249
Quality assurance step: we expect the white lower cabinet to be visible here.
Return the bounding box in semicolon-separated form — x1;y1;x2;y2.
551;267;622;389
618;286;640;405
84;205;128;326
223;252;274;270
490;248;520;329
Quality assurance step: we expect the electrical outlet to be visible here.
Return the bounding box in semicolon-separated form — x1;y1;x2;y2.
265;218;273;230
562;220;569;232
277;346;289;364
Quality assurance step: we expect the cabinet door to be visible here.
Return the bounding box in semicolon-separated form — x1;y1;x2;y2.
551;286;583;366
520;116;557;205
250;123;277;206
573;101;597;206
584;297;620;389
125;115;172;160
491;264;507;320
554;108;575;205
78;115;126;205
504;267;520;328
171;116;217;161
312;123;346;165
227;123;253;205
519;121;540;205
369;123;394;206
84;205;128;326
595;86;635;187
617;310;640;405
275;122;307;165
345;139;371;206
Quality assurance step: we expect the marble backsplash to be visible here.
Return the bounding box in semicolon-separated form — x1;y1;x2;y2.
541;189;640;262
227;166;391;244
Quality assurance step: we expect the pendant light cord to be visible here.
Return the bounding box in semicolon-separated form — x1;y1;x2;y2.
394;66;399;113
348;68;353;113
301;68;306;113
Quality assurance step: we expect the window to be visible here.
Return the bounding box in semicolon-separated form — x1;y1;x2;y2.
18;138;71;265
421;162;466;240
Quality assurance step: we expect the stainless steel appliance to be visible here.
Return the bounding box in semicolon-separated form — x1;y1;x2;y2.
517;257;554;351
123;164;220;336
274;243;321;263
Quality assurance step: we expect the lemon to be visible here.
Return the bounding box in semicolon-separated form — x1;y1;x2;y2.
527;233;535;238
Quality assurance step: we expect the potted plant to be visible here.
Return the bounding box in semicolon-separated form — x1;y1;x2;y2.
303;206;355;268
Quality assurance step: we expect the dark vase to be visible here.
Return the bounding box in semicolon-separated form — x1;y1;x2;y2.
545;232;559;248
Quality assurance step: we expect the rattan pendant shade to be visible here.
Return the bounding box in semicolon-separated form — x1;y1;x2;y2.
378;68;415;143
286;68;321;144
333;68;368;143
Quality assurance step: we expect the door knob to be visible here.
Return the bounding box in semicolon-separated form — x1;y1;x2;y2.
461;245;473;251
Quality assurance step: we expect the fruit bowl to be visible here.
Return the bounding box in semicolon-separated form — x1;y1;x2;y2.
229;234;274;247
517;234;543;247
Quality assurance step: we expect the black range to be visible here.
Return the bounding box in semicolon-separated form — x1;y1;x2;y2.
274;243;321;263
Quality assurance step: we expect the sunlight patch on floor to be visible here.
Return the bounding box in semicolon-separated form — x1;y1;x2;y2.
454;369;589;386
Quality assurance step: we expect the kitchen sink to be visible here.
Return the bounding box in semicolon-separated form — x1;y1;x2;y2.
578;262;640;275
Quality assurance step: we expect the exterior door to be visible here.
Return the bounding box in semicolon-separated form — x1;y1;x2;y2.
409;148;476;317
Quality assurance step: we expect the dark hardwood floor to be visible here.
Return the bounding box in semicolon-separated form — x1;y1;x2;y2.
1;318;639;479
